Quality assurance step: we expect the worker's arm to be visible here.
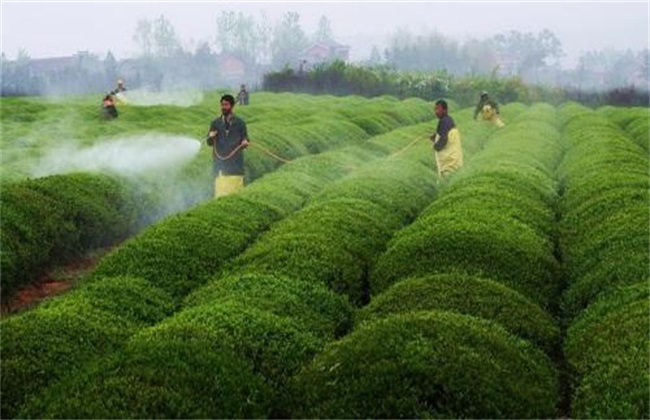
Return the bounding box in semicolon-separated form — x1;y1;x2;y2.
434;118;452;151
207;120;218;146
240;119;250;148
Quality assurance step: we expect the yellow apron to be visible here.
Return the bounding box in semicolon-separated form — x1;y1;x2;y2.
481;105;505;127
214;171;244;198
434;128;463;178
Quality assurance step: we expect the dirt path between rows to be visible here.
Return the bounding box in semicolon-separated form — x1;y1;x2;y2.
1;247;115;315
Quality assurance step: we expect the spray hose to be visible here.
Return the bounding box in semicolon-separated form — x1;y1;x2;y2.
211;141;246;161
208;138;292;164
387;135;427;159
208;132;429;165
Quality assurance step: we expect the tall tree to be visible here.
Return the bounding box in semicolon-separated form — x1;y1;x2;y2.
368;45;383;66
133;15;180;58
133;19;153;56
16;47;30;64
315;15;333;42
215;11;238;53
638;49;649;83
152;15;180;57
492;29;562;75
271;12;307;69
104;50;118;86
215;11;265;64
256;11;273;65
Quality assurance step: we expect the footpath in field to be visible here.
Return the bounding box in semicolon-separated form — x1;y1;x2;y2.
0;94;433;306
0;103;455;419
4;103;503;418
557;104;649;419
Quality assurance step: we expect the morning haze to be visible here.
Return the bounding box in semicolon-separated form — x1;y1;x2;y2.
1;1;648;95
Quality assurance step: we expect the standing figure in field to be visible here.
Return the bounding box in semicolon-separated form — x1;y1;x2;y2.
207;94;250;198
111;79;127;95
237;84;250;106
101;94;118;119
474;91;505;127
110;79;128;105
431;100;463;179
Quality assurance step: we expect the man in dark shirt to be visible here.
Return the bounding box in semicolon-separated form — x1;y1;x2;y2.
431;99;463;179
474;91;504;127
207;94;250;198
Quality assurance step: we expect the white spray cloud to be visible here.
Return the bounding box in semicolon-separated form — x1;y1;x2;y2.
116;90;204;107
30;134;201;178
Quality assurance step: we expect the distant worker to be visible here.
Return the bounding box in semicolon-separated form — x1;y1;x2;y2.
111;79;128;105
474;91;504;127
237;84;250;106
206;94;250;198
111;79;127;95
101;95;118;119
431;99;463;179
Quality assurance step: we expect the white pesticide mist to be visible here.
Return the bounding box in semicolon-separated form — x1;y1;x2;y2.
28;134;210;223
117;90;204;107
30;134;201;178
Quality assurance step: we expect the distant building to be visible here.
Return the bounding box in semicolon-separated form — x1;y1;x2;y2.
301;39;350;67
28;51;102;75
217;53;247;80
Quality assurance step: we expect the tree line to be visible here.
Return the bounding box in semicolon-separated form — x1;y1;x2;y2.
1;11;647;97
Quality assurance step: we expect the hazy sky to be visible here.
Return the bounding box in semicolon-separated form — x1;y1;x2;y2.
2;1;648;67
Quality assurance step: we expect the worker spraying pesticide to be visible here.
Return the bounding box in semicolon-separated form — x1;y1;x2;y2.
111;79;128;105
431;99;463;179
101;94;118;119
206;94;250;198
474;91;505;127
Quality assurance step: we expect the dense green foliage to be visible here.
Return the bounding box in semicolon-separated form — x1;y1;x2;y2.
565;283;649;419
0;174;152;299
558;104;649;418
264;61;650;107
372;105;562;310
290;312;557;418
2;95;647;419
0;276;174;418
0;93;434;300
358;274;560;354
0;95;439;417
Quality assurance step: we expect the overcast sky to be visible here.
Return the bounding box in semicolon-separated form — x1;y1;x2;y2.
2;1;648;67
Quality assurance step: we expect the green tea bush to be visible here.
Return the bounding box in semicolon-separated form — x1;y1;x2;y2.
1;98;437;416
358;274;560;354
0;173;146;299
558;106;649;316
19;338;271;419
372;108;563;310
24;300;322;419
558;106;649;418
289;311;557;419
228;198;401;304
565;282;649;419
184;273;355;339
0;276;172;418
